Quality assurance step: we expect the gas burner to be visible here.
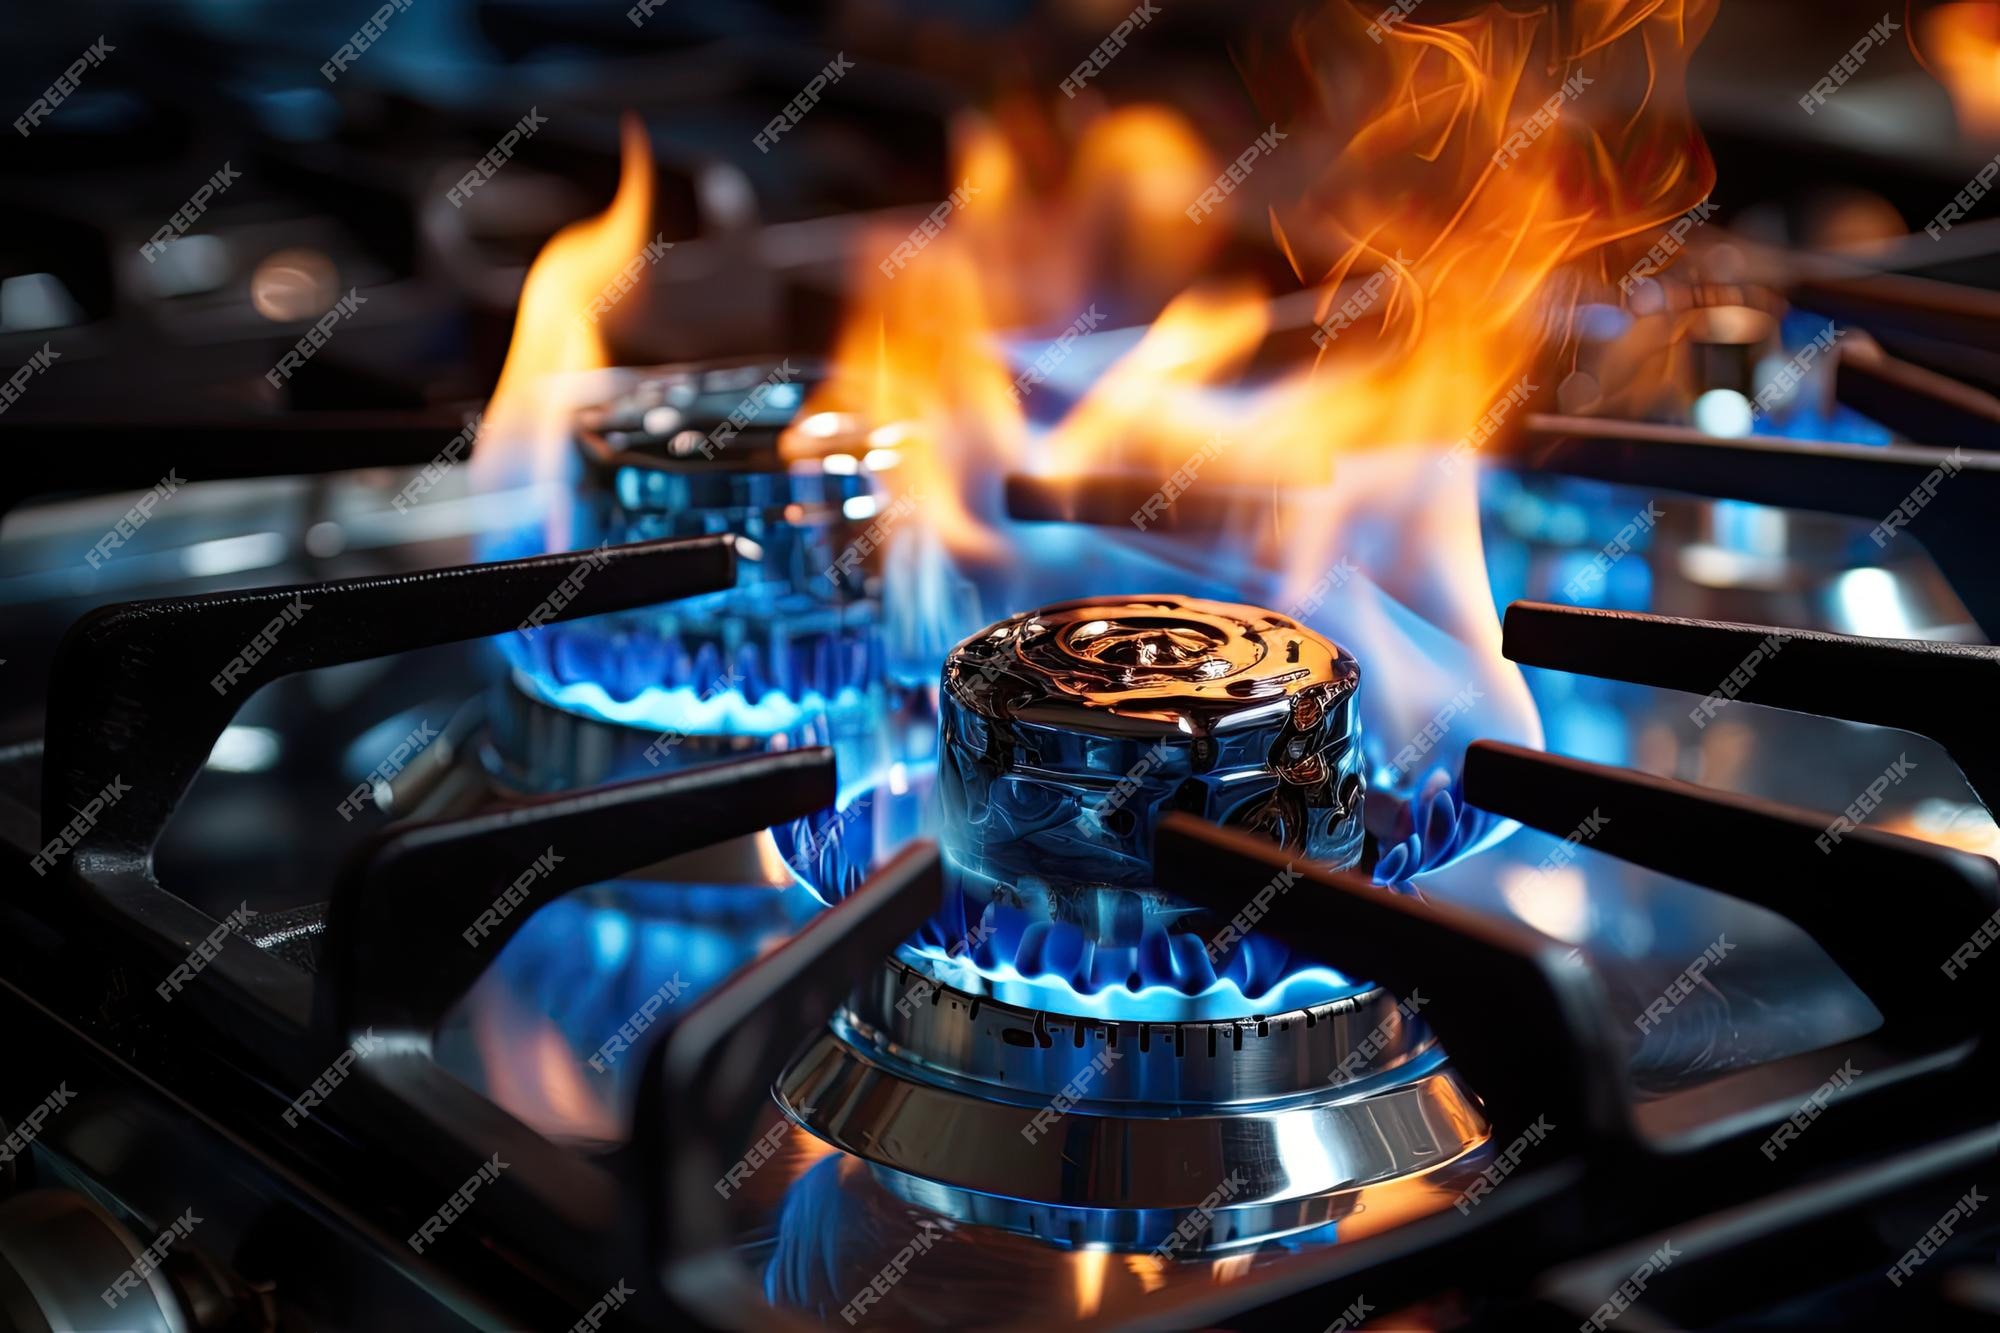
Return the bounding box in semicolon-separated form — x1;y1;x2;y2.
773;597;1450;1255
485;363;896;793
926;596;1365;1011
774;955;1484;1253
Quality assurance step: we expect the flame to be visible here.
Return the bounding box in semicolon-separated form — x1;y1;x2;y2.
1071;1249;1110;1316
1924;2;2000;138
803;1;1717;803
473;113;657;546
469;985;620;1141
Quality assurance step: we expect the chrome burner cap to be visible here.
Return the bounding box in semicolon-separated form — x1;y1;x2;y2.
937;595;1370;963
945;594;1359;740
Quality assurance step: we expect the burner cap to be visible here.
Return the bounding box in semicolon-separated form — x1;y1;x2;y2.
945;594;1358;737
936;596;1368;962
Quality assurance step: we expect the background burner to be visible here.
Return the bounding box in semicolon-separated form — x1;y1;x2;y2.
486;362;896;793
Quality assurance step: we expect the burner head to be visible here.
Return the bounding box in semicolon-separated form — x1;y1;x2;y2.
487;363;895;792
937;595;1365;945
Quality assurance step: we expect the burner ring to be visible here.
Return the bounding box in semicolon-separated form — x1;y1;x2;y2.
774;1024;1487;1229
843;957;1434;1105
770;958;1486;1246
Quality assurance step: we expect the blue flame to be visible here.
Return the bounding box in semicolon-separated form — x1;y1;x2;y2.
1372;766;1497;886
903;898;1364;1022
773;769;1380;1022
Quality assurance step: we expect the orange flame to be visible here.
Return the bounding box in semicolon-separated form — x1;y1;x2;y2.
474;113;658;544
1924;2;2000;138
801;1;1717;779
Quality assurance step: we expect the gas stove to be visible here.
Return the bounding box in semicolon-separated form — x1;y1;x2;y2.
3;3;2000;1332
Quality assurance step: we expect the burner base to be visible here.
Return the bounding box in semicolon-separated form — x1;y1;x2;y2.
771;961;1489;1254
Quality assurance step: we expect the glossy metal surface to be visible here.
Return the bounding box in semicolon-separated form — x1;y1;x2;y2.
0;1190;188;1333
844;956;1433;1104
938;595;1368;951
776;1031;1486;1221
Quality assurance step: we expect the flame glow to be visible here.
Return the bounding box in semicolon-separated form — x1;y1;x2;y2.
801;1;1717;807
1925;2;2000;138
473;112;657;547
